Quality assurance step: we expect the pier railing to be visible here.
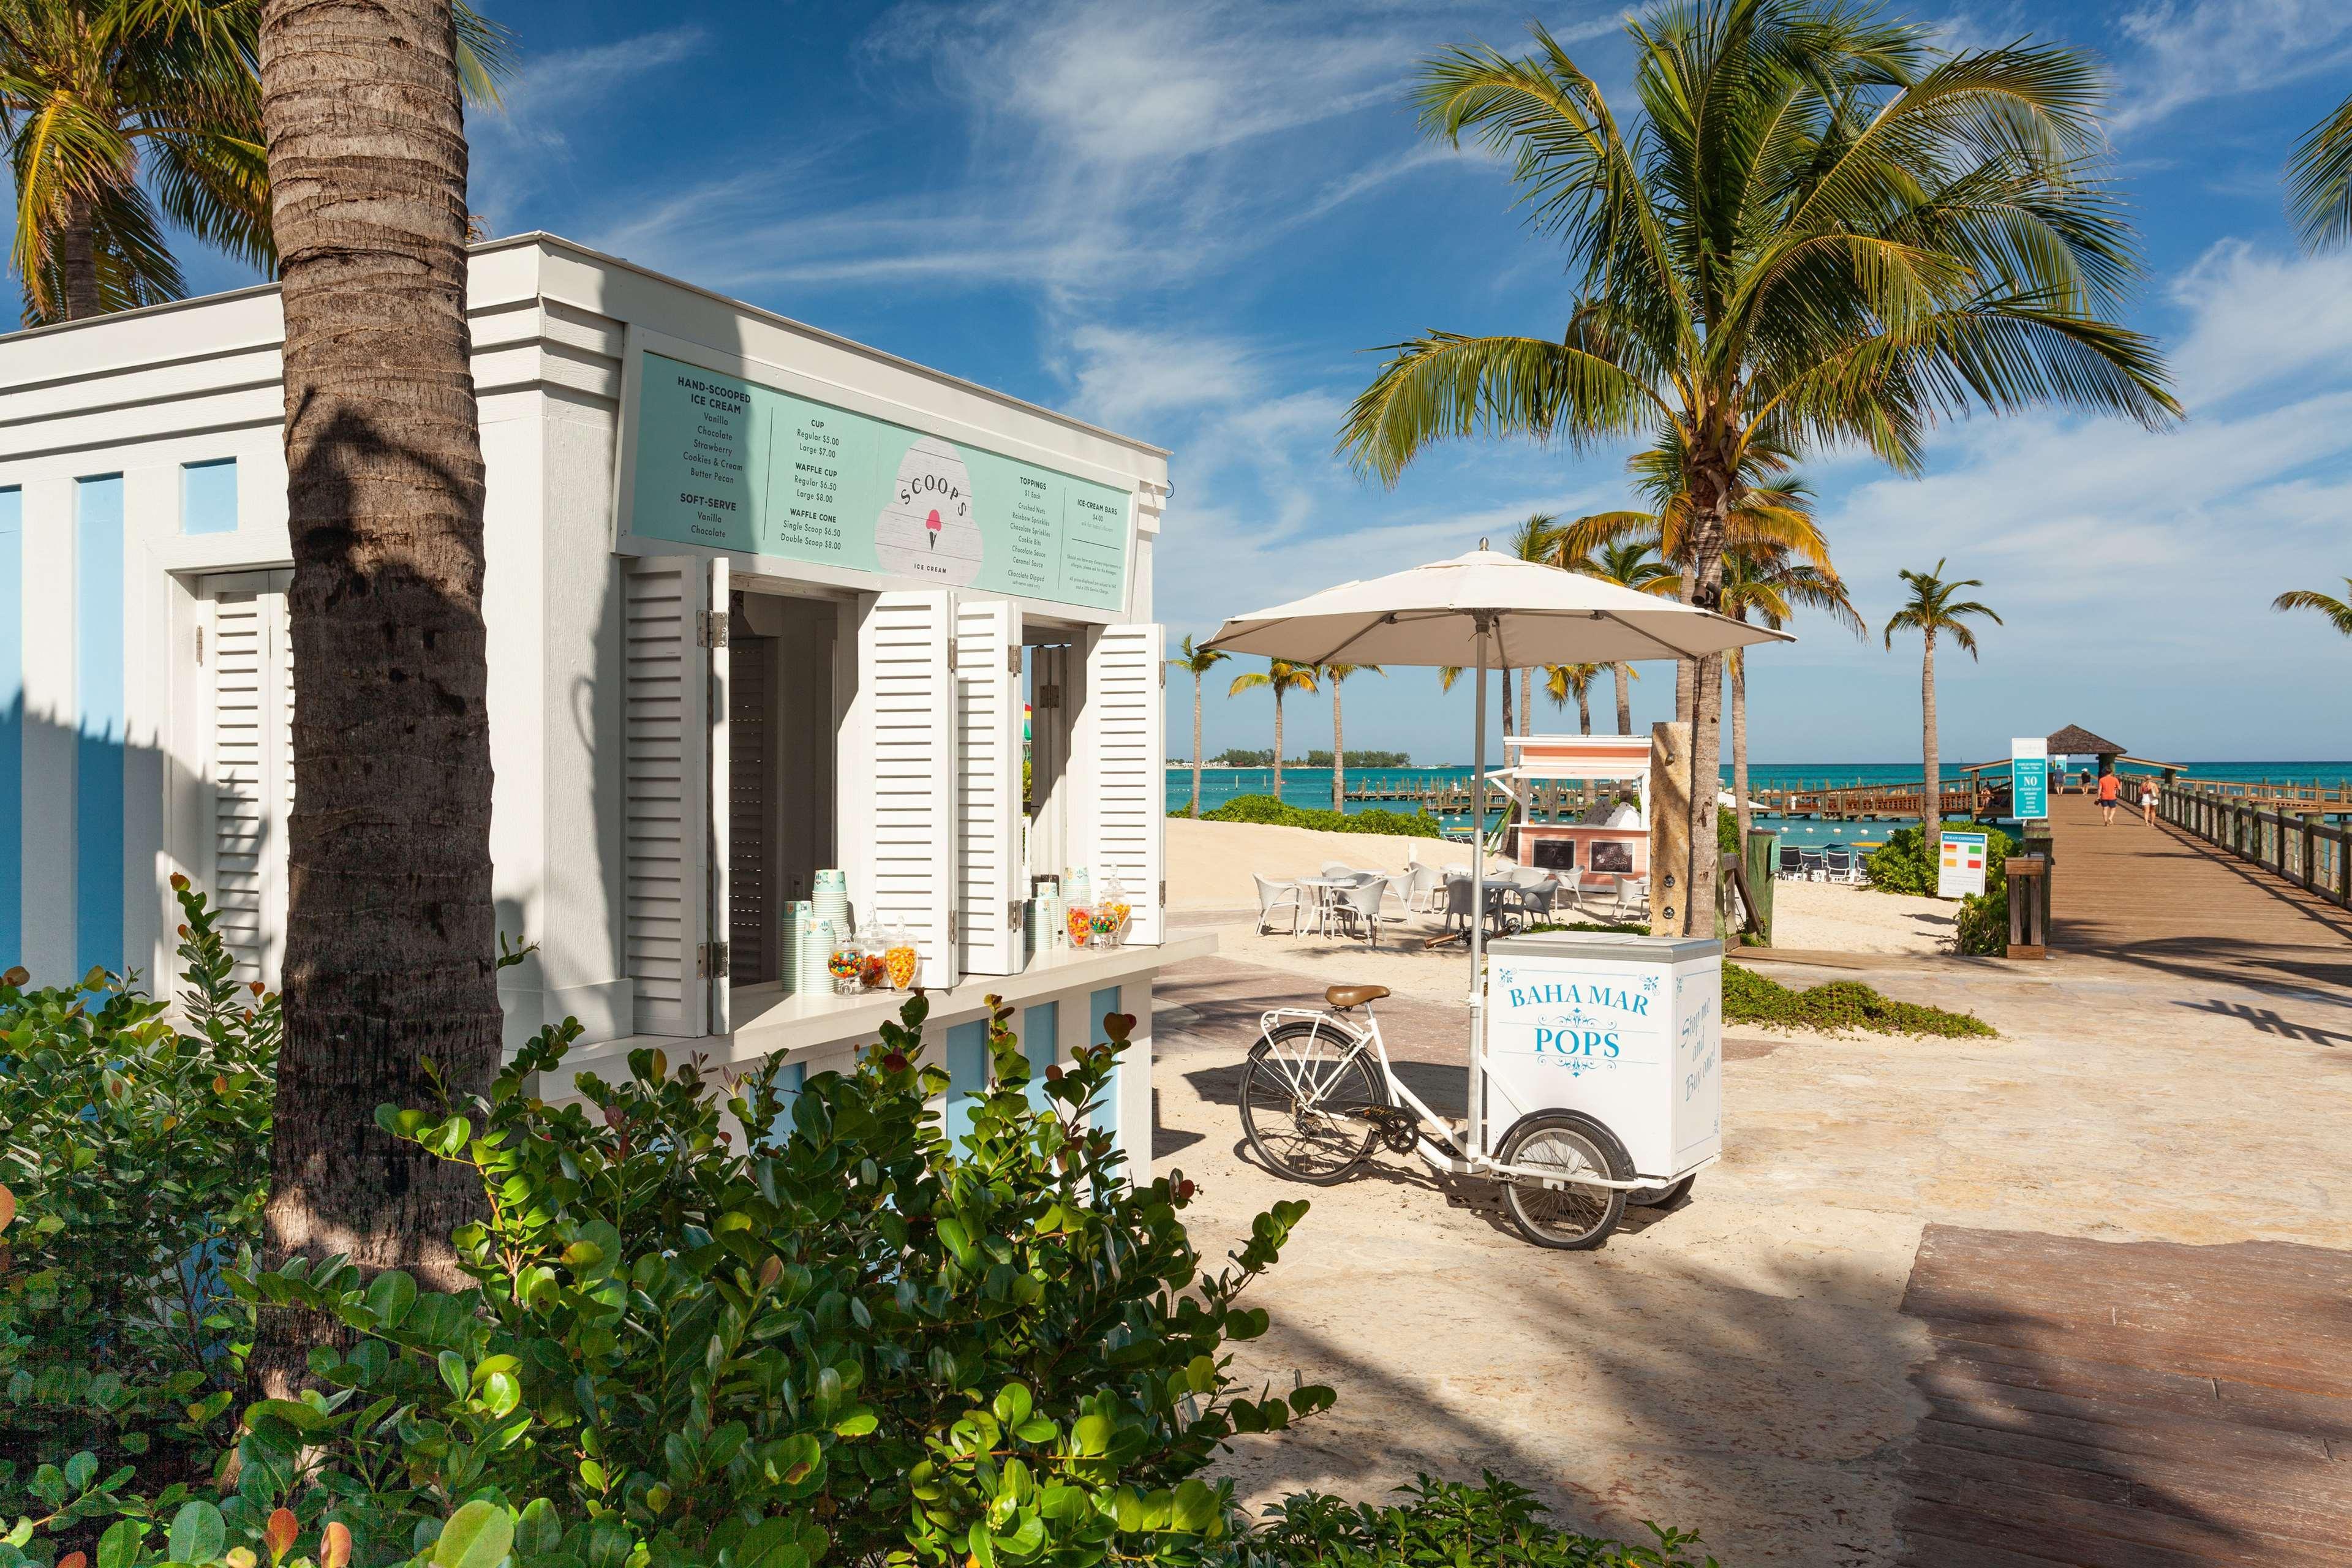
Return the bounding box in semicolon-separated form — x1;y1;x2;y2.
2161;784;2352;908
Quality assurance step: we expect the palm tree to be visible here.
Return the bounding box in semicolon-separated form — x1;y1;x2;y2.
1715;547;1861;843
2290;94;2352;251
1502;513;1558;737
1227;658;1318;804
1544;663;1598;734
1883;561;2000;856
1321;662;1384;809
2272;579;2352;636
1340;3;2177;933
1558;537;1676;735
0;0;506;323
1167;634;1229;816
253;0;503;1396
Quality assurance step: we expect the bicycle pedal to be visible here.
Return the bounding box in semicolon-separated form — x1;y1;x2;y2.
1356;1106;1422;1154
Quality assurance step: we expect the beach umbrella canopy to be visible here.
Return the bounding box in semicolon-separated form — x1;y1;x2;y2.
1202;545;1790;1158
1200;548;1789;668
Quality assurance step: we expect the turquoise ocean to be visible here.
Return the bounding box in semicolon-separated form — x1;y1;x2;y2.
1165;760;2352;851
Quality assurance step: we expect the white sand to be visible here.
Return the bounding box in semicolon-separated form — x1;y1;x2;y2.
1167;818;1956;959
1166;816;1464;911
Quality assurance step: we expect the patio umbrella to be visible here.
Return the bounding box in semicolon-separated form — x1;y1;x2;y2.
1202;546;1789;1155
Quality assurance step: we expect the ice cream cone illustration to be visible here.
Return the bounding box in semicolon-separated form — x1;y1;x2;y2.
925;507;942;550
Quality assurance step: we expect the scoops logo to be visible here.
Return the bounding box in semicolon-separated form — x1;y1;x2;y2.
875;436;982;586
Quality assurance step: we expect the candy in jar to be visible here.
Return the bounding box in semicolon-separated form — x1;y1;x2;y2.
827;941;863;995
1065;903;1094;949
1097;874;1131;946
856;921;888;990
884;922;920;990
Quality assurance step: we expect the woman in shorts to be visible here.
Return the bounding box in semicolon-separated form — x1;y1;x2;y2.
2141;777;2158;826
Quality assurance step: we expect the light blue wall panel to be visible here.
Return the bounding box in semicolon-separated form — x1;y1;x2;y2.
943;1018;990;1147
181;459;238;536
1022;1001;1058;1114
74;476;124;977
1089;985;1123;1156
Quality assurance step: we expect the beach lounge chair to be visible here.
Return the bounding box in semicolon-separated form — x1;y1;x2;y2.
1799;848;1827;881
1252;874;1303;936
1778;846;1803;879
1824;846;1856;883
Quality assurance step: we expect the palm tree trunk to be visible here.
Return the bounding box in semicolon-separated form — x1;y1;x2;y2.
1520;668;1533;737
1500;665;1514;737
1682;466;1732;937
1921;630;1940;855
1577;688;1591;736
254;0;502;1398
1614;664;1632;735
1732;652;1751;846
57;190;103;322
1190;673;1203;816
1331;685;1344;812
1272;688;1284;803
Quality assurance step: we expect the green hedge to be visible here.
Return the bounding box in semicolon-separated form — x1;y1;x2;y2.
1724;962;1995;1037
1198;793;1445;838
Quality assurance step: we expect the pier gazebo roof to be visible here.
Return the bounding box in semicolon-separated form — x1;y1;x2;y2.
2046;723;2127;758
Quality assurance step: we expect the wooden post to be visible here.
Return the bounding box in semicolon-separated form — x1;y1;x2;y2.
2005;854;2049;959
1648;721;1692;938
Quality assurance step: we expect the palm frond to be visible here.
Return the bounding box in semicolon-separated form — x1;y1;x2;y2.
2272;584;2352;637
1338;329;1658;483
2290;91;2352;254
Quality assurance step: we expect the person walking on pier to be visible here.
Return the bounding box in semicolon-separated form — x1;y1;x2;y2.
2098;769;2120;826
2141;778;2158;827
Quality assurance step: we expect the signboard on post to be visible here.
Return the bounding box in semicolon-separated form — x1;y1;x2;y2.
1937;830;1990;899
2010;737;2049;821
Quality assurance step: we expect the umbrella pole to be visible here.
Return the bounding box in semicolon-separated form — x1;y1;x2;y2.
1468;620;1488;1156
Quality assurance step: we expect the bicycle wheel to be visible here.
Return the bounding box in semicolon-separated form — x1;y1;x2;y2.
1239;1020;1386;1185
1495;1111;1629;1250
1627;1174;1695;1209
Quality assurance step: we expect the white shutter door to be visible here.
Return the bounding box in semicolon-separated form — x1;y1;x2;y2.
955;598;1023;974
706;557;732;1035
861;590;957;988
202;572;293;986
1080;624;1164;944
624;557;709;1038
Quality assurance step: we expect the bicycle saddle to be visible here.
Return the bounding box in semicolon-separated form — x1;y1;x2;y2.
1325;984;1390;1009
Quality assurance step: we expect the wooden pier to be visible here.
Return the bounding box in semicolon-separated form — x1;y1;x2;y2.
1342;774;1983;823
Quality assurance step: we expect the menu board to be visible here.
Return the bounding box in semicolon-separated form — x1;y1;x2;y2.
628;352;1131;612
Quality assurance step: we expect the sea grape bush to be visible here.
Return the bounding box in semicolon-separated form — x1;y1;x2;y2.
0;880;276;1522
1243;1476;1716;1567
11;993;1329;1568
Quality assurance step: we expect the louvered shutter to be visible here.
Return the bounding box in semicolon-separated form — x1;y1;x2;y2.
1079;624;1164;944
955;598;1023;974
705;557;731;1034
624;557;710;1038
860;590;957;988
728;605;772;985
202;572;293;984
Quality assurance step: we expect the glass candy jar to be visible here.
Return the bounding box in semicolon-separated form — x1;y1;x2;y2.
1094;873;1131;948
884;922;921;991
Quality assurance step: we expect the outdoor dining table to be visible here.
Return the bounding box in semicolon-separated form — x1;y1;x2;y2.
1293;875;1363;938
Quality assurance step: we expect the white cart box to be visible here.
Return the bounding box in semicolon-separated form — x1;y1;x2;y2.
1480;932;1723;1182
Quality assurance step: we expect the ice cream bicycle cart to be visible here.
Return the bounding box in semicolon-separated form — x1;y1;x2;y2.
1235;930;1722;1250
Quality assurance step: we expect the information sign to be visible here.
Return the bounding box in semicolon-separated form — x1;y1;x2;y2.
627;352;1131;612
2010;736;2049;821
1937;831;1990;899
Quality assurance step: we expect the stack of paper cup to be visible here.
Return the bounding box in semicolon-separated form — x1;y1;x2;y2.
812;870;851;954
779;900;811;994
800;913;834;994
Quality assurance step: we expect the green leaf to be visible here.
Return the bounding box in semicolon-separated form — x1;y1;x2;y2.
517;1500;562;1557
364;1270;418;1327
992;1382;1033;1428
168;1501;226;1566
1169;1479;1218;1534
936;1216;974;1265
1071;1413;1112;1457
437;1351;470;1401
98;1520;146;1568
431;1501;513;1568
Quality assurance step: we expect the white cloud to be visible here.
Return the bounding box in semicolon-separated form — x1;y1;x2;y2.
469;26;709;227
2112;0;2352;131
2168;241;2352;405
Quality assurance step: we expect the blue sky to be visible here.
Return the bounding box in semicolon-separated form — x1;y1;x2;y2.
188;1;2352;764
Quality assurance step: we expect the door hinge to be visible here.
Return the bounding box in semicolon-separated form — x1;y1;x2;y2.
948;910;958;942
1008;898;1024;929
1008;645;1024;674
1036;684;1061;710
195;625;205;666
699;610;729;647
698;941;731;978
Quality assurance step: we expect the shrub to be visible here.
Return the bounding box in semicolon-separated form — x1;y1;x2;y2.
0;880;275;1523
14;996;1331;1568
1247;1474;1714;1567
1199;794;1442;839
1722;963;1994;1038
1863;823;2014;898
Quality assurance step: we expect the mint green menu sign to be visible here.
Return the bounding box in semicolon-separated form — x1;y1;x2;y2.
630;352;1131;612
